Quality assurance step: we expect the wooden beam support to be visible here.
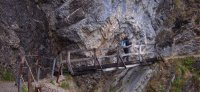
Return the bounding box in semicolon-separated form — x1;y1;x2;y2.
60;53;63;75
93;48;103;71
18;56;25;92
67;51;74;75
36;66;41;81
51;59;56;78
28;69;32;92
119;55;126;68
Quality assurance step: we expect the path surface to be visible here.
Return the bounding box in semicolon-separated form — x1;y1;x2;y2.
165;54;200;60
0;82;17;92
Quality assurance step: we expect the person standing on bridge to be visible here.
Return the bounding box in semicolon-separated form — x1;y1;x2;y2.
120;33;132;62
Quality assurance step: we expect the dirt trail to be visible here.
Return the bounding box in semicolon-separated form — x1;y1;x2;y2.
0;82;17;92
165;54;200;60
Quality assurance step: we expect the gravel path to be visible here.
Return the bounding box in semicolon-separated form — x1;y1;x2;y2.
0;82;17;92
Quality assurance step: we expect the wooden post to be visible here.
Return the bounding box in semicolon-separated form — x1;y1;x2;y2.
18;64;22;92
119;55;127;68
37;66;40;81
93;48;103;71
56;53;63;83
139;45;142;63
18;56;25;92
36;56;41;81
117;46;120;68
51;58;56;78
67;51;74;75
28;69;32;92
171;38;175;57
60;53;63;75
56;65;62;83
118;45;126;68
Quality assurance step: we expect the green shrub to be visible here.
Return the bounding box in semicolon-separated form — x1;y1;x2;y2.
158;84;164;92
171;57;196;92
174;0;182;9
50;80;55;85
109;86;114;92
172;76;182;92
0;69;14;81
65;73;72;80
60;81;70;90
22;85;28;92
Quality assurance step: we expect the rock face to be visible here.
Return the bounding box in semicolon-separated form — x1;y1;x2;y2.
0;0;200;91
0;0;57;79
41;0;162;54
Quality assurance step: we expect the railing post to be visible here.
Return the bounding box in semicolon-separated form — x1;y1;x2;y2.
28;69;32;92
171;38;175;57
67;51;74;75
37;66;40;81
118;46;126;68
93;48;103;71
60;53;63;75
51;58;56;78
36;56;40;81
18;56;25;92
117;46;120;68
139;45;142;63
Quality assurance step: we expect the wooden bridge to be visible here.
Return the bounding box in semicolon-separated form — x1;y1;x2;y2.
63;44;164;75
15;42;200;92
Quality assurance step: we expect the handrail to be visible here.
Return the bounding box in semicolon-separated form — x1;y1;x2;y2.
68;44;155;53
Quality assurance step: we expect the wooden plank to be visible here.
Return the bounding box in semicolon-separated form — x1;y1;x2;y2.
121;52;155;57
120;44;154;49
72;57;160;75
102;64;140;71
73;62;139;73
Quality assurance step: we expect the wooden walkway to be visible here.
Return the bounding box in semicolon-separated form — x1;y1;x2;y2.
63;44;163;75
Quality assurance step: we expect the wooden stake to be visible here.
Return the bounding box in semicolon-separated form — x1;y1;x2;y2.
37;66;40;81
28;69;32;92
18;56;25;92
51;59;56;78
67;51;74;75
60;53;63;75
93;48;103;71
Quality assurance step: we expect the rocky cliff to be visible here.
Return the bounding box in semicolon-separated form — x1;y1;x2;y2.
0;0;200;92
